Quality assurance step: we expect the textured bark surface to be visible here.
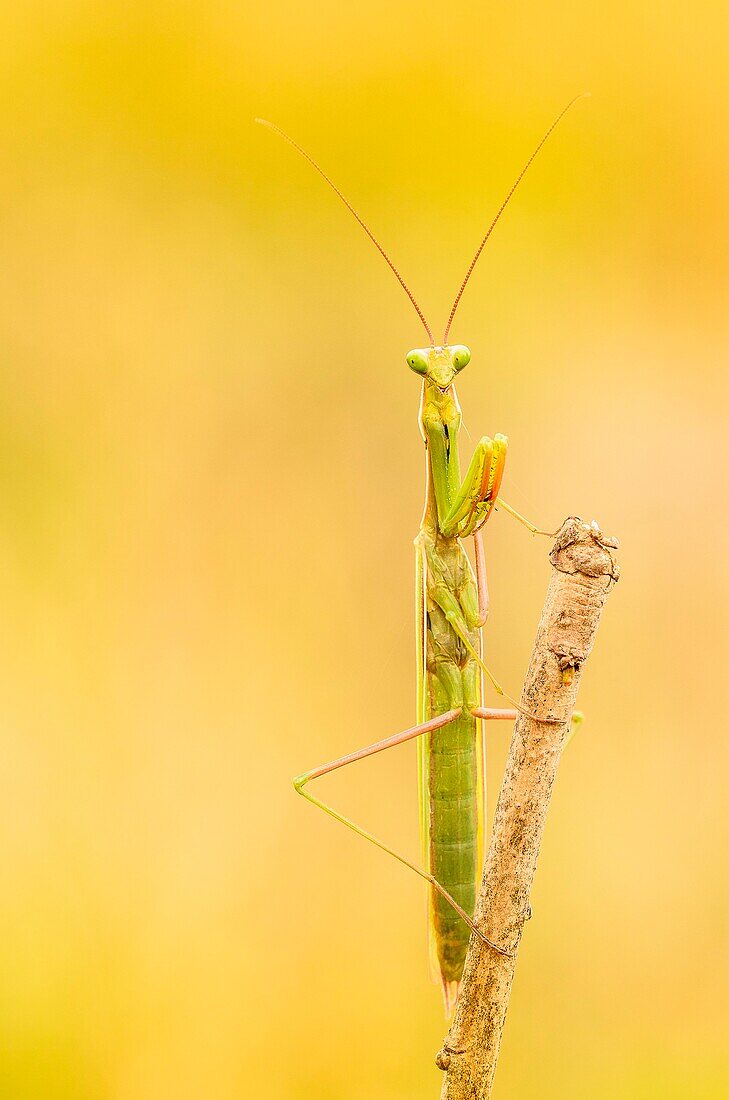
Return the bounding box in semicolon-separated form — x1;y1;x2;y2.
437;517;619;1100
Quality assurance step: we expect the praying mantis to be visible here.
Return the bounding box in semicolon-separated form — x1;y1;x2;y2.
258;96;585;1013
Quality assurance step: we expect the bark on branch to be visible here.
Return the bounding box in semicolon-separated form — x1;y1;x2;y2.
437;517;619;1099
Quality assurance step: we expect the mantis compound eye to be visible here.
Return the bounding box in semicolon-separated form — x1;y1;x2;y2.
406;349;429;375
451;345;471;371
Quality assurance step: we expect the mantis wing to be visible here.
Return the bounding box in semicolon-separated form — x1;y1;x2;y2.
416;543;487;991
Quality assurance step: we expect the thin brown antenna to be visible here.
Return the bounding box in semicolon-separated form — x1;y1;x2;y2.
442;93;590;345
256;118;434;346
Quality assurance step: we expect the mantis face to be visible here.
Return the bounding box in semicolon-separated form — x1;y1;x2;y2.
406;344;471;391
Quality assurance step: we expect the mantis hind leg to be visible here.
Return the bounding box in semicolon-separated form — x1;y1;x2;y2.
293;708;517;956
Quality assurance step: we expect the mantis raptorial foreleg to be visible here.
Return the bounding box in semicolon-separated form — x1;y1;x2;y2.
293;706;518;955
441;434;507;538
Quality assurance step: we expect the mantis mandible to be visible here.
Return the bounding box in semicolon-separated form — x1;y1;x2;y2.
258;96;585;1013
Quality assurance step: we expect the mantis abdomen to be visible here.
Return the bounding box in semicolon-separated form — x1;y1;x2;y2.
427;712;479;986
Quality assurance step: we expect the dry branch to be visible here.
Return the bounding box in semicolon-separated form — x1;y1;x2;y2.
437;517;619;1100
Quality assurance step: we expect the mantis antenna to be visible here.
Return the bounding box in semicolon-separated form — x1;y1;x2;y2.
442;92;590;344
255;117;435;346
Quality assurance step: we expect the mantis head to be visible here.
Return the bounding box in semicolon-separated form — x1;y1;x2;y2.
406;345;471;390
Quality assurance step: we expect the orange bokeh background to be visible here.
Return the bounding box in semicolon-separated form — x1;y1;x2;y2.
0;3;726;1097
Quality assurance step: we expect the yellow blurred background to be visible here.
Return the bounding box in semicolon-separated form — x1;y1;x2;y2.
0;2;727;1097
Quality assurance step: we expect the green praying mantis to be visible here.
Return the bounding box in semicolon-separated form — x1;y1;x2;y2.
258;95;586;1014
